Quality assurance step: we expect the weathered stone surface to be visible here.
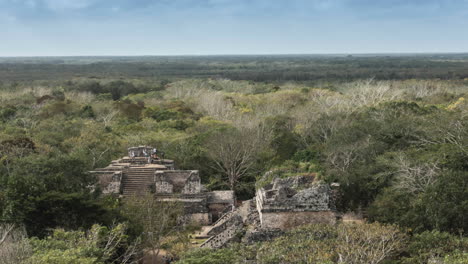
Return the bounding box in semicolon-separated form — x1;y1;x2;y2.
178;213;211;226
94;171;123;194
256;175;337;230
154;170;201;194
92;146;234;226
207;191;235;203
207;191;235;221
242;229;284;244
200;213;244;249
207;212;242;236
199;176;339;248
260;211;337;229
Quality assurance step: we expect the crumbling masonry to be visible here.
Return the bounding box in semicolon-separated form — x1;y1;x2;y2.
199;173;339;249
92;146;339;248
91;146;235;225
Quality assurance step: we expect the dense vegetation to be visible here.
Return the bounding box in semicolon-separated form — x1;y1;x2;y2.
2;54;468;83
0;55;467;263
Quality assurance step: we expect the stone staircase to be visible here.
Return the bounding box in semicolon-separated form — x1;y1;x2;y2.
121;167;156;196
206;207;235;236
199;212;243;249
199;206;244;249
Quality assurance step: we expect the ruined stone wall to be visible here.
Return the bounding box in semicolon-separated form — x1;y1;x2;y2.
154;170;200;194
208;191;235;204
182;171;201;194
179;213;211;226
207;212;242;236
256;175;338;230
257;184;332;212
96;171;122;194
208;204;227;222
155;172;173;193
157;170;200;193
206;190;235;221
183;198;210;214
260;211;336;229
166;171;189;192
200;214;244;249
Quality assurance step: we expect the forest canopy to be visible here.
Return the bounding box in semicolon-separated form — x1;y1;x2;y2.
0;55;467;263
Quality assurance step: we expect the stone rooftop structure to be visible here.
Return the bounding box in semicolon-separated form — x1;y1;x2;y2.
91;146;234;225
255;174;337;229
92;147;339;249
198;173;339;249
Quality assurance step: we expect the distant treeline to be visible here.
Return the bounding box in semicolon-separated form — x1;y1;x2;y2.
1;54;468;83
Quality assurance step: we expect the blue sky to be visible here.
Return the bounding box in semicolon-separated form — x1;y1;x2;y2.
1;0;468;56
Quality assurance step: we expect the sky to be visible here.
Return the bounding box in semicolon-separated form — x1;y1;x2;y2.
1;0;468;56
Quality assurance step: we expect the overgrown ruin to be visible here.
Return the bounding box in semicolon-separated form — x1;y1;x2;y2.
199;173;339;249
91;146;235;225
92;146;339;249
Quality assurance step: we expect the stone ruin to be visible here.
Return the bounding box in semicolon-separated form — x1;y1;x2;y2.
198;173;339;249
91;146;235;225
255;174;337;229
91;146;339;249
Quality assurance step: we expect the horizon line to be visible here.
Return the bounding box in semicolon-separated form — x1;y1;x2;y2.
1;52;468;58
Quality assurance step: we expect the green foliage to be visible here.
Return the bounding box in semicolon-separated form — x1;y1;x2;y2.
369;169;468;233
177;244;258;264
0;106;17;122
115;100;144;120
265;115;299;164
180;223;408;264
400;230;468;264
27;223;134;264
256;223;406;264
24;192;117;238
257;224;337;264
121;193;185;260
1;59;468;261
80;105;95;119
177;248;239;264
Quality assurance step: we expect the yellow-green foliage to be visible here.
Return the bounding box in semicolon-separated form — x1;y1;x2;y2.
179;223;407;264
27;224;130;264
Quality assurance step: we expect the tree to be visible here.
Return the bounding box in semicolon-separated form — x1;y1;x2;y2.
65;123;124;169
0;224;31;264
369;170;468;233
0;138;35;177
205;126;268;191
256;222;406;264
121;193;184;263
336;223;406;264
401;230;468;264
27;224;139;264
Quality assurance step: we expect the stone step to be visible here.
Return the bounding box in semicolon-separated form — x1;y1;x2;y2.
123;180;152;182
194;235;211;239
121;168;157;196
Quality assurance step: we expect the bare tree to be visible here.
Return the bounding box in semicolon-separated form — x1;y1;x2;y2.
0;138;35;177
95;104;120;127
391;153;440;194
0;224;31;264
337;223;406;264
205;125;270;191
87;223;141;264
122;194;184;264
344;79;401;107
